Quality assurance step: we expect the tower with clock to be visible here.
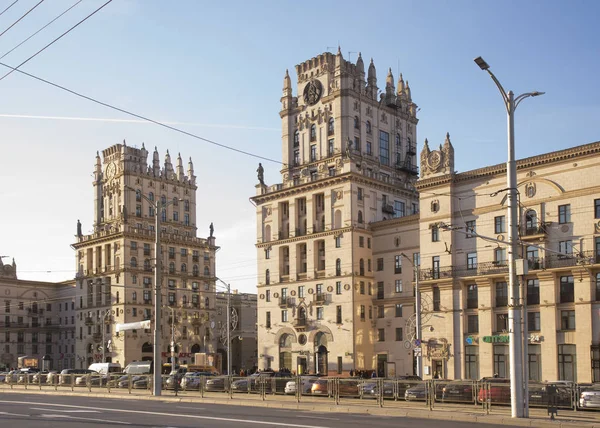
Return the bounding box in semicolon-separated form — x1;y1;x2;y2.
254;48;422;377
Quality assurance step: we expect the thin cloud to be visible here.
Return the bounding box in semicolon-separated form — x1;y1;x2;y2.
0;113;278;131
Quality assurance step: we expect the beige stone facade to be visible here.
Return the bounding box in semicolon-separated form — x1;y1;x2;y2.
252;50;420;376
416;140;600;383
0;257;76;371
215;291;258;374
72;143;218;369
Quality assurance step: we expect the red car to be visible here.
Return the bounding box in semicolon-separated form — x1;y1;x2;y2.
477;378;511;404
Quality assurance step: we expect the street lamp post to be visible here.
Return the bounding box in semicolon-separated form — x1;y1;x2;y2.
474;56;544;418
101;309;111;362
401;253;422;378
215;278;232;375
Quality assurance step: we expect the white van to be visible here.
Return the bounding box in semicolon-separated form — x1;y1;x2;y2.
87;363;122;375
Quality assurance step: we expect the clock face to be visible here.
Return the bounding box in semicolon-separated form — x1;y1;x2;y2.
303;79;323;106
105;162;116;180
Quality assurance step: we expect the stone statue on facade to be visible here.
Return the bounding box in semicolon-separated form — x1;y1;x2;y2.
209;222;214;238
77;220;82;237
257;163;265;186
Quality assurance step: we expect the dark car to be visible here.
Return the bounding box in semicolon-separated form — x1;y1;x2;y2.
204;375;229;392
405;383;428;401
442;380;475;403
528;382;573;408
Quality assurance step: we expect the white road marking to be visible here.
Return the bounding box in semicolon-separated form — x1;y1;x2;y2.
41;414;132;425
31;407;100;413
0;400;329;428
297;415;340;421
0;411;29;417
175;406;206;410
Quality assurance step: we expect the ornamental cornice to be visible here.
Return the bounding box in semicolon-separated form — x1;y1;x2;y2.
251;174;351;204
369;213;420;231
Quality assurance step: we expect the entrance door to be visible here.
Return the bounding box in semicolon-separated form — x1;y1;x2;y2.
377;354;387;378
297;357;307;375
432;359;444;379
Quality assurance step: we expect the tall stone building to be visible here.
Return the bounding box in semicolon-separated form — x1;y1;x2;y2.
252;50;420;376
72;142;218;368
0;256;76;371
416;140;600;383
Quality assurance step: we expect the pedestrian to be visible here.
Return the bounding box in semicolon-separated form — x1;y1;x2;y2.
371;370;376;378
349;369;354;377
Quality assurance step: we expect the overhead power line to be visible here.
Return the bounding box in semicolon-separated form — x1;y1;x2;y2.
0;0;44;39
0;0;20;18
0;0;83;61
0;0;112;82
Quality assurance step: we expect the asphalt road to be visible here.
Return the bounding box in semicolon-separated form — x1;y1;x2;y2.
0;392;519;428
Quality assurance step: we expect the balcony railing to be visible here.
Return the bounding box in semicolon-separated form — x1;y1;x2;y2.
395;160;419;176
522;222;549;237
279;297;295;308
313;293;327;304
382;204;395;215
293;318;307;329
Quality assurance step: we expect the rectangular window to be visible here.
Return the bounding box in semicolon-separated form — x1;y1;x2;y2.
335;235;341;248
527;312;541;331
367;238;371;249
378;328;385;342
561;310;576;330
595;199;600;219
558;344;577;382
496;313;508;332
560;275;574;303
465;346;479;380
394;201;405;218
467;284;478;309
495;248;507;264
495;282;508;307
293;149;300;166
266;312;271;329
360;281;365;295
467;252;477;270
357;187;363;201
281;310;288;322
395;328;403;341
377;282;384;299
558;204;571;224
310;144;317;162
527;279;540;305
433;287;441;311
466;220;476;238
395;304;403;317
395;280;403;293
336;306;342;324
379;131;389;165
431;226;439;242
337;356;343;375
360;305;365;321
467;315;479;333
328;139;334;156
377;258;384;271
559;240;573;255
354;136;361;151
377;306;385;318
366;141;372;155
359;236;364;247
328;167;336;177
432;256;440;279
494;216;506;234
298;286;304;298
394;255;402;273
336;281;342;295
368;259;372;272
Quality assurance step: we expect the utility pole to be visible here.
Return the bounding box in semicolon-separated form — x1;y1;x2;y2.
227;282;231;376
153;199;162;396
474;56;544;418
401;253;422;378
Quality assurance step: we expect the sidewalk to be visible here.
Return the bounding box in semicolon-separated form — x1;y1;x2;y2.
2;385;600;427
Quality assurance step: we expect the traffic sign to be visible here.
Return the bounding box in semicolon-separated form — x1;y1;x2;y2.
413;348;422;356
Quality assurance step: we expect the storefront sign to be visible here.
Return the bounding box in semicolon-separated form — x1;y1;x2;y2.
465;336;478;345
482;335;509;343
528;334;543;343
161;352;193;358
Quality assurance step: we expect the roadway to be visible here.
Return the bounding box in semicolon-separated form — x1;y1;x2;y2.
0;392;517;428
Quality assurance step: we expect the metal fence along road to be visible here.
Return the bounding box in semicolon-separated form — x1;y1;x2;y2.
3;373;600;414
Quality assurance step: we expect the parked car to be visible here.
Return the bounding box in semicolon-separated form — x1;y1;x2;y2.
116;375;146;389
0;372;7;382
442;380;475;403
46;371;60;385
17;368;40;384
32;370;58;384
311;378;361;397
205;375;229;392
405;383;429;401
579;385;600;409
284;377;318;395
58;369;96;385
528;382;573;408
180;372;214;391
477;378;511;404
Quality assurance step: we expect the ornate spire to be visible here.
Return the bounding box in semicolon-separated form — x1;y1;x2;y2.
397;73;405;95
335;45;344;68
356;52;364;74
385;67;395;98
176;152;184;180
153;146;160;177
366;58;377;99
282;69;292;99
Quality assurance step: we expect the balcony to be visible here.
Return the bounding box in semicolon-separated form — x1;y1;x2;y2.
191;317;203;326
279;297;295;308
85;317;94;326
313;293;327;304
92;333;102;342
395;159;419;176
382;204;395;215
406;144;417;155
521;222;549;239
296;272;307;281
314;269;326;279
293;318;307;330
279;275;290;283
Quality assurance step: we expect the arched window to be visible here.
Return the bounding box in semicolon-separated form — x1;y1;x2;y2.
336;258;342;276
136;189;142;202
204;266;210;276
169;262;175;274
132;291;137;301
193;265;199;276
366;120;372;134
293;129;300;147
328;118;334;135
149;192;154;202
265;269;270;285
130;257;137;268
142;342;152;353
354;116;360;129
525;210;537;234
191;343;201;353
360;259;365;276
182;295;187;305
279;333;292;348
181;263;187;273
204;297;210;309
358;210;364;224
173;197;179;206
310;124;317;141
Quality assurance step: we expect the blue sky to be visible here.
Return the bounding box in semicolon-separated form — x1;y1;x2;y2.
0;0;598;292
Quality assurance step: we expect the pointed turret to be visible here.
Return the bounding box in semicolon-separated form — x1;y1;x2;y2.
420;138;431;178
283;69;292;97
188;157;196;185
153;146;160;177
366;58;378;99
397;73;405;96
335;45;343;68
385;67;395;101
356;52;364;74
94;151;102;180
176;152;185;180
442;132;455;173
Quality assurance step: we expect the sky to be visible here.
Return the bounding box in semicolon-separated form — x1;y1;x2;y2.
0;0;599;293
